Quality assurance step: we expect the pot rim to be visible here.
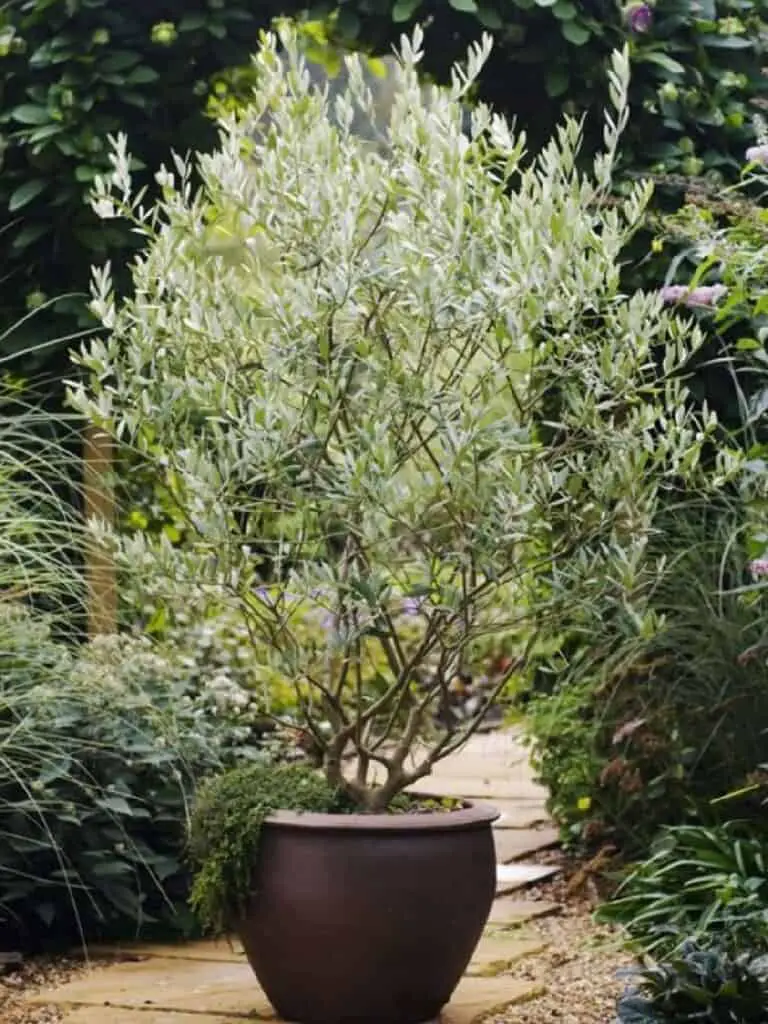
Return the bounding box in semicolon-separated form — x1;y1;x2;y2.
265;797;499;832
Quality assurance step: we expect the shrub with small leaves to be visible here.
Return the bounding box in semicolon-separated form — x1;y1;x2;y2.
187;762;346;935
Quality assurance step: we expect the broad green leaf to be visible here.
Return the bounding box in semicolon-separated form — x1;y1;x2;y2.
392;0;421;21
561;19;590;44
448;0;478;11
337;8;361;36
11;223;50;251
545;66;569;97
8;179;47;211
9;104;50;126
179;14;208;31
125;66;160;85
640;51;686;75
553;0;577;18
477;4;503;26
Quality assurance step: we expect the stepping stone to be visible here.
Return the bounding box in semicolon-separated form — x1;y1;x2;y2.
85;938;247;963
486;897;559;926
62;1011;241;1023
496;862;559;896
25;957;274;1018
409;776;548;801
440;975;546;1022
467;936;545;976
494;826;560;863
490;799;551;830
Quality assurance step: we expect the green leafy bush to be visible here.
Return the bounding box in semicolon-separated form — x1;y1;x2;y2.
5;1;766;353
309;0;768;184
71;26;738;811
0;610;268;947
617;941;768;1023
598;824;768;959
187;763;345;934
525;503;768;854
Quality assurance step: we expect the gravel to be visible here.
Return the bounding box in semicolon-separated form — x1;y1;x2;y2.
488;861;633;1024
0;953;110;1024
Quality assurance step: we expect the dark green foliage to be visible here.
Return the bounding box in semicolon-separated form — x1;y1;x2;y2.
187;763;346;935
0;0;295;362
617;941;768;1023
598;824;768;959
3;0;766;359
0;608;266;949
525;502;768;855
315;0;768;183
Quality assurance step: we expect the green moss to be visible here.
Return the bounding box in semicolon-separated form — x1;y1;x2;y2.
188;762;347;934
187;765;464;934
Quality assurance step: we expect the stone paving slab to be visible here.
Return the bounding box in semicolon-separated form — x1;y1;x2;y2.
496;862;559;896
41;931;547;1022
493;825;559;863
467;936;546;975
408;776;548;802
489;799;551;830
86;939;247;964
440;975;546;1021
486;897;559;926
57;975;545;1024
27;958;275;1018
61;1011;242;1024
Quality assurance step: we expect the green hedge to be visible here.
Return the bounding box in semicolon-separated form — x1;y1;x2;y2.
3;1;766;364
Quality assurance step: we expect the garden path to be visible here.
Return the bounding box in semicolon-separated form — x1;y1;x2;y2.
25;729;561;1023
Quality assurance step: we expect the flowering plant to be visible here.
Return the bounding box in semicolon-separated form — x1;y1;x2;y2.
72;28;726;812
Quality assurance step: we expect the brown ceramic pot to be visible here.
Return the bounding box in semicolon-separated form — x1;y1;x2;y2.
236;799;498;1024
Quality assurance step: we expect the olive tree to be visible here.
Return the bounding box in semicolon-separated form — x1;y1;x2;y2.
70;28;735;811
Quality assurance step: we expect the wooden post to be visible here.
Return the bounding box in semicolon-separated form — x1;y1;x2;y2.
83;424;117;637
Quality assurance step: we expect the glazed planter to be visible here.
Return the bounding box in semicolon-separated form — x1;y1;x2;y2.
237;799;499;1024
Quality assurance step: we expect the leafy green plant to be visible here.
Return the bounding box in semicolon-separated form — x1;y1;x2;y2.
0;611;270;948
4;1;766;359
187;763;347;933
71;27;734;818
617;941;768;1023
525;501;768;854
599;824;768;959
293;1;768;189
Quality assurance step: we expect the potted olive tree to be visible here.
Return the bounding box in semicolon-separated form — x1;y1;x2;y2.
70;26;730;1024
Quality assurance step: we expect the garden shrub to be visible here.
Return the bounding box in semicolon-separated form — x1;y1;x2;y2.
617;940;768;1024
187;762;345;934
4;0;767;356
0;608;267;948
525;501;768;855
598;824;768;959
310;0;768;188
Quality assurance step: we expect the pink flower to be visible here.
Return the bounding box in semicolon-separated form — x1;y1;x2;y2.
660;284;727;308
750;559;768;578
626;3;653;32
746;145;768;166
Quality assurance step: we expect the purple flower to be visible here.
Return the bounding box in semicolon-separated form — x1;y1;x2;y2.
660;284;726;309
626;2;653;33
402;596;424;616
750;559;768;578
320;612;338;631
746;145;768;166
